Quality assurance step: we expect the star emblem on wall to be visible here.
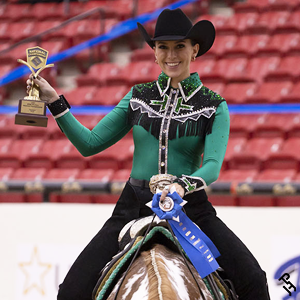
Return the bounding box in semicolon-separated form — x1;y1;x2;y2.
19;246;52;295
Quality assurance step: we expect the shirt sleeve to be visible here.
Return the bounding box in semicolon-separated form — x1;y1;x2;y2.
54;89;133;157
175;101;230;194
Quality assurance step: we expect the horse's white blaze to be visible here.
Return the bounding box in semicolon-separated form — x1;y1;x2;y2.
150;248;164;300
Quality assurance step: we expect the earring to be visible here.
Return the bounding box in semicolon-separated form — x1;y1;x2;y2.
155;58;158;64
192;56;196;62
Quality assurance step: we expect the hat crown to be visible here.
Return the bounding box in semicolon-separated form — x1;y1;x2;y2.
154;8;193;39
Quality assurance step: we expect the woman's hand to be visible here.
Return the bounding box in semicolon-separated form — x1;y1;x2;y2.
160;183;185;202
26;75;59;104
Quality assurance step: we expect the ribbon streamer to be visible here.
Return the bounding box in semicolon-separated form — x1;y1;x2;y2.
148;190;220;278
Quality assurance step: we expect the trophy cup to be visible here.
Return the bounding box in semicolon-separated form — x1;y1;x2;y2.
15;46;54;127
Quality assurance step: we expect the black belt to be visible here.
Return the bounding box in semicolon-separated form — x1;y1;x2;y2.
129;177;150;189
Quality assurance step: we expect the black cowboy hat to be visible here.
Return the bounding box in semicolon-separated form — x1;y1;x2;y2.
137;8;215;57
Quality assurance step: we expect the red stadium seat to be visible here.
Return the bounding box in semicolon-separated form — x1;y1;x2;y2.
248;11;290;34
7;42;36;67
209;35;238;57
286;114;300;138
197;14;229;35
2;3;34;22
237;55;280;83
88;139;134;171
90;85;129;105
9;21;36;42
105;64;128;86
112;169;131;181
0;139;44;169
218;169;258;182
233;0;267;13
229;114;267;138
31;2;64;21
35;21;62;39
225;34;270;57
0;167;24;203
0;22;9;42
191;57;216;78
247;81;293;104
258;33;300;56
44;168;80;180
265;55;300;81
222;82;257;104
204;82;225;96
0;115;19;139
76;62;120;87
62;86;98;106
223;137;247;167
25;139;72;169
216;12;260;35
131;43;155;62
256;169;297;181
106;0;134;20
251;113;295;138
275;10;300;32
264;137;300;171
126;61;157;85
228;137;283;170
137;0;169;15
201;57;248;82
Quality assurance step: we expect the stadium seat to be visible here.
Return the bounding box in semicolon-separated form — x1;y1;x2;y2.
0;115;19;139
2;3;34;22
76;62;120;87
197;14;229;35
55;145;88;170
223;137;247;168
247;81;293;103
0;22;9;42
106;0;134;20
251;113;295;138
217;12;260;35
79;168;116;204
62;86;98;106
90;85;129;105
225;34;270;57
204;82;225;96
9;21;36;42
7;42;36;67
275;10;300;32
112;169;131;182
229;114;268;138
35;21;62;40
237;55;281;83
248;11;290;34
227;137;283;170
208;35;238;57
256;169;297;181
87;139;134;171
0;167;24;203
286;114;300;138
131;43;155;62
264;137;300;170
25;139;72;169
191;57;216;78
222;82;257;104
11;167;47;203
218;169;258;182
125;61;157;85
31;2;65;21
265;55;300;81
201;57;248;82
233;0;267;13
104;64;128;86
258;33;300;56
0;139;44;169
276;172;300;206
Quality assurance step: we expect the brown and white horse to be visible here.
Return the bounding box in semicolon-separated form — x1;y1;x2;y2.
93;217;232;300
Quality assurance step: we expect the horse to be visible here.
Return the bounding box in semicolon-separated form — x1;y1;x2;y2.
93;216;237;300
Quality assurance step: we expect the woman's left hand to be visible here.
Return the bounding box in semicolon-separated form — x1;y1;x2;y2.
160;183;185;202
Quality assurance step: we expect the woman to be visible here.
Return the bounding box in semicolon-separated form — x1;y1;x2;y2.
28;8;270;300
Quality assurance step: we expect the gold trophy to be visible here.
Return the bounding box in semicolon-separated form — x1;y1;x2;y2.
15;46;54;127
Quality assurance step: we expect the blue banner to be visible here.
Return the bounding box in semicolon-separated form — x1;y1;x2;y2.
150;190;220;278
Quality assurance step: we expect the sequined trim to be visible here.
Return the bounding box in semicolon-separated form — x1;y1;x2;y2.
176;175;207;195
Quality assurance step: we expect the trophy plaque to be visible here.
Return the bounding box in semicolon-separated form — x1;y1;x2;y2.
15;46;54;127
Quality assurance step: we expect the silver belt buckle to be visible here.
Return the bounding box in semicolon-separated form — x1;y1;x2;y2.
149;174;177;194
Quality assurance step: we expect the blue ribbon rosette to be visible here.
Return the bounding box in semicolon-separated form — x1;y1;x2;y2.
147;186;220;278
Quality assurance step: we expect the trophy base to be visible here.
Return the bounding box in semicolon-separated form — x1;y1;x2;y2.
15;113;48;127
15;99;48;127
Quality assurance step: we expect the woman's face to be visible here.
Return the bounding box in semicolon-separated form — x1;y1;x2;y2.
154;39;199;88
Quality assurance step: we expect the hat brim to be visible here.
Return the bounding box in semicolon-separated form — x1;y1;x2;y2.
137;20;215;57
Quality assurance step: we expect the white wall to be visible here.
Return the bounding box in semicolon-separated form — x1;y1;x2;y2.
0;203;299;300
